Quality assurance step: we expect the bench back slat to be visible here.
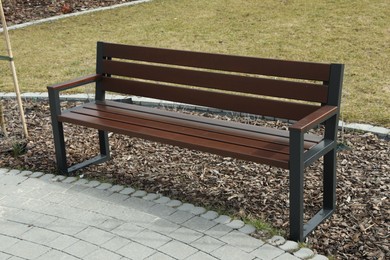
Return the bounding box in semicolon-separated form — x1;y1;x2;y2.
100;42;331;81
102;59;329;103
97;42;338;121
101;77;319;121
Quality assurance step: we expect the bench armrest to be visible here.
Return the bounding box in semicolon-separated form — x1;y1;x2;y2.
289;105;338;133
47;74;102;92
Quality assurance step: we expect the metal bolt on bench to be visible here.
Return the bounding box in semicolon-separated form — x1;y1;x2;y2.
48;42;344;242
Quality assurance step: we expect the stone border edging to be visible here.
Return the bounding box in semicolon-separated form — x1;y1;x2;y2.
0;167;329;259
0;0;153;33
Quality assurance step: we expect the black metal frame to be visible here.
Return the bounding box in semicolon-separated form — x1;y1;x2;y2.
47;77;110;175
288;64;344;241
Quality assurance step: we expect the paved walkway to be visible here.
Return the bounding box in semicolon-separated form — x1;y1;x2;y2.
0;168;328;260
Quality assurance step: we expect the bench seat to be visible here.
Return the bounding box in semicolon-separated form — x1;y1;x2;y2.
60;100;322;169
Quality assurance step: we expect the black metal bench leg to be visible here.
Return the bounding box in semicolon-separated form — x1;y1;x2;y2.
52;120;68;175
323;148;336;210
98;130;110;158
289;130;304;242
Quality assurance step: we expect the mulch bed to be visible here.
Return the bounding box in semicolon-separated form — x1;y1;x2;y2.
1;99;389;260
1;2;389;259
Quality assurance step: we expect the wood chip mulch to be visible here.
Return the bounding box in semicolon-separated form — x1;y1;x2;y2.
0;99;389;260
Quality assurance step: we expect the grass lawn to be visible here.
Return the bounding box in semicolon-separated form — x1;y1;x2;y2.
1;0;389;127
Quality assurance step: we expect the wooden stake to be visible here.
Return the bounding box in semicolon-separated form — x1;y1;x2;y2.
0;0;29;138
0;100;8;138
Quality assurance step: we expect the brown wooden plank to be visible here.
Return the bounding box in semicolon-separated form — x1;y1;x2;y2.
58;112;290;168
101;60;328;103
70;107;291;155
100;42;331;81
100;77;319;121
83;101;320;149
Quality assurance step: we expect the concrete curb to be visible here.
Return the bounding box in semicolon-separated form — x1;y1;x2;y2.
0;167;329;259
1;92;389;139
0;0;153;33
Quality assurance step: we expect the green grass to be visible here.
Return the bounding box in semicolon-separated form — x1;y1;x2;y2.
1;0;389;127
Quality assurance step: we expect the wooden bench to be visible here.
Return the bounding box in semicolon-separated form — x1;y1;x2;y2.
47;41;344;241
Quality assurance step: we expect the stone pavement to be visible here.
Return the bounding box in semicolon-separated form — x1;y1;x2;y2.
0;168;328;260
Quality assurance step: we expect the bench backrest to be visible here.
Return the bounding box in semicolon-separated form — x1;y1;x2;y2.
96;42;344;121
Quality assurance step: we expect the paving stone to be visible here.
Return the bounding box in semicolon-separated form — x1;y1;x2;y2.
19;170;33;176
123;197;156;212
75;226;115;245
192;235;225;253
148;218;180;234
0;252;12;260
7;169;21;175
268;235;286;246
201;210;219;220
146;252;175;260
3;240;50;259
211;244;254;260
117;242;155;259
155;196;171;204
84;180;101;188
0;234;19;251
213;214;231;224
159;240;198;259
183;216;217;233
168;226;203;244
62;176;77;183
9;209;43;225
166;210;195;224
274;252;301;259
30;171;45;178
310;254;329;260
111;222;145;240
20;227;61;245
191;206;207;215
63;240;99;258
37;249;79;260
226;219;245;229
279;240;300;252
166;199;182;207
177;202;195;212
52;175;67;182
39;173;55;180
46;218;87;236
220;230;264;253
96;182;112;190
119;187;135;195
132;229;172;249
147;203;177;217
0;220;32;237
131;190;147;197
205;223;233;239
102;236;131;251
143;193;160;201
293;248;315;259
239;224;256;234
73;178;89;185
84;248;123;260
0;168;9;174
186;251;218;260
99;218;125;231
251;244;285;260
46;234;80;250
109;184;125;192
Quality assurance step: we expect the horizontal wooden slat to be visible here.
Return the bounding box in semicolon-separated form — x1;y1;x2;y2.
101;77;319;121
86;101;321;149
59;112;290;168
72;107;291;155
102;60;328;103
99;42;331;81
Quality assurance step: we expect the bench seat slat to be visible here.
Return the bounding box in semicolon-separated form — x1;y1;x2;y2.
59;111;290;168
85;101;320;150
102;60;329;103
101;77;319;121
97;101;322;145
